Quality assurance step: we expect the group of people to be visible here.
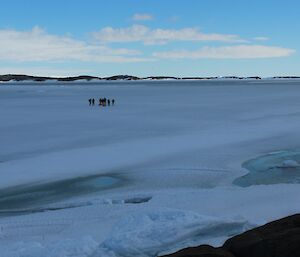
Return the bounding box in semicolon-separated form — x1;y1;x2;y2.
88;98;115;107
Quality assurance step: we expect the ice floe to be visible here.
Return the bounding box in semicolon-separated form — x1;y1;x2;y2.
94;209;252;257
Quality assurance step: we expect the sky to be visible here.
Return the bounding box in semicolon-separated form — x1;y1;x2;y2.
0;0;299;77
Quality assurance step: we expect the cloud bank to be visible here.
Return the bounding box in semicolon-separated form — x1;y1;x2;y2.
93;25;245;45
0;26;295;64
132;14;154;21
0;26;150;63
153;45;295;59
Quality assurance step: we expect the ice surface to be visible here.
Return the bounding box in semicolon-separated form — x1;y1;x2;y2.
0;175;120;213
94;209;251;257
234;150;300;186
280;159;299;168
1;237;98;257
1;80;300;256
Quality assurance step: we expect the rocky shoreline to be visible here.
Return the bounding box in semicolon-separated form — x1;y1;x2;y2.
2;74;300;83
0;74;262;82
160;214;300;257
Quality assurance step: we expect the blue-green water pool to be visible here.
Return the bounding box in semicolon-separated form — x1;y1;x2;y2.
234;150;300;187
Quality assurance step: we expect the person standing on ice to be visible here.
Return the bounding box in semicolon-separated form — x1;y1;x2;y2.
99;98;105;106
112;99;115;106
0;225;4;239
108;99;111;106
88;98;92;106
92;98;95;106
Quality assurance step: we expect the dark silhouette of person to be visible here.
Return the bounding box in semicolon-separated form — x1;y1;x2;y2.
103;98;107;106
112;99;115;106
92;98;95;106
108;99;111;106
99;98;102;106
88;99;92;106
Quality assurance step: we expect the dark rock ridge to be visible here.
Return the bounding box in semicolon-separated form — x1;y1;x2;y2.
146;76;181;80
159;214;300;257
273;76;300;79
0;74;141;82
103;75;140;80
56;75;100;81
0;74;101;82
2;74;300;82
0;74;269;82
0;74;55;82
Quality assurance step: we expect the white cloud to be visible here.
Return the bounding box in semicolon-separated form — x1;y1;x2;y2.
93;25;245;45
0;27;294;66
254;37;270;41
0;26;152;63
153;45;295;59
132;13;154;21
0;67;93;77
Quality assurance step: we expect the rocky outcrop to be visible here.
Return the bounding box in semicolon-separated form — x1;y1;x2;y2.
223;214;300;257
162;245;235;257
104;75;141;80
0;74;53;82
56;75;100;81
159;214;300;257
145;76;180;80
273;76;300;79
0;74;100;82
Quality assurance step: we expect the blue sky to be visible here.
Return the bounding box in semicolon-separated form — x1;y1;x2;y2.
0;0;299;77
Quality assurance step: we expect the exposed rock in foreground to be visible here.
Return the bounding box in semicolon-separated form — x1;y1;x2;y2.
224;214;300;257
159;214;300;257
162;245;234;257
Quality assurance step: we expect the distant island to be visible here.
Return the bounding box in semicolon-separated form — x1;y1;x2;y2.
1;74;300;82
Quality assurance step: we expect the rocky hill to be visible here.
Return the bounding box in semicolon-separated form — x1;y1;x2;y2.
160;214;300;257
